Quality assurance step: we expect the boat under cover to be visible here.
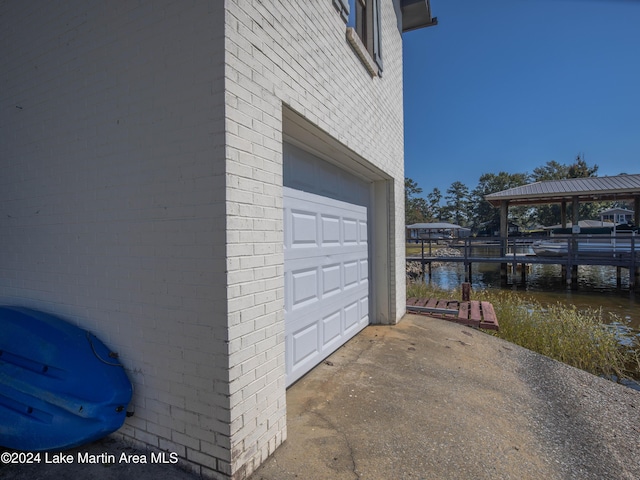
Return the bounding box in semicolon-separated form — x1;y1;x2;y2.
0;306;132;451
532;238;636;257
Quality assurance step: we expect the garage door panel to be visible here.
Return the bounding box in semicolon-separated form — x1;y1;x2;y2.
322;311;342;346
287;257;368;300
291;211;318;247
344;301;360;332
291;267;319;309
343;219;359;245
292;323;319;364
321;215;341;245
284;186;370;386
360;298;369;320
322;264;341;297
360;259;369;281
285;246;367;262
287;293;368;382
344;261;359;288
360;221;368;242
286;286;368;332
285;200;366;248
286;252;367;273
286;293;369;383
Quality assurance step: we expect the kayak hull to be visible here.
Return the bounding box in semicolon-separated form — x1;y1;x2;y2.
0;306;132;451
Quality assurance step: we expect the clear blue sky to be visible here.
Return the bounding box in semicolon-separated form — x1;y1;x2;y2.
403;0;640;197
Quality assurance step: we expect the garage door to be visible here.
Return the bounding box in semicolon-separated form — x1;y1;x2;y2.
284;187;370;386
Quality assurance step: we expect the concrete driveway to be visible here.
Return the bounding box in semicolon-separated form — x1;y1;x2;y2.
250;314;640;480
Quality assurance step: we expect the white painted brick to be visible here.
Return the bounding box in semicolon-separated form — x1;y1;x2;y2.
186;447;217;471
199;437;231;467
2;0;406;478
158;437;187;458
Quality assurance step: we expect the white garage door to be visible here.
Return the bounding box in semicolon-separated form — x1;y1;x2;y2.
284;187;370;386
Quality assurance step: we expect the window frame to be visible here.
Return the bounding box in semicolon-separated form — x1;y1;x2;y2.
334;0;383;77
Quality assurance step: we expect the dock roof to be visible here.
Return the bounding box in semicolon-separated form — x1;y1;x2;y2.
485;174;640;207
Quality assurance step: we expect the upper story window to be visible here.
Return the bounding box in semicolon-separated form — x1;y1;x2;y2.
334;0;383;77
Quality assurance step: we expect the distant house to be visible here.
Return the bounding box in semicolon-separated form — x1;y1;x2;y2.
1;1;436;478
600;208;635;225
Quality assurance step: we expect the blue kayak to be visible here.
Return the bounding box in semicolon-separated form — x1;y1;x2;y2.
0;306;133;451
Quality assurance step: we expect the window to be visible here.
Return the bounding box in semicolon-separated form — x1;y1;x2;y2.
334;0;383;76
349;0;368;46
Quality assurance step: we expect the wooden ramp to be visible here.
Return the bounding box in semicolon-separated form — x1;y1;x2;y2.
406;297;499;331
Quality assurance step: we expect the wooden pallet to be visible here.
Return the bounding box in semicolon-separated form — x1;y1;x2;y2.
406;297;499;331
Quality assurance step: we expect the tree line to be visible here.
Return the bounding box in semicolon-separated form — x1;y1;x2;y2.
405;155;632;232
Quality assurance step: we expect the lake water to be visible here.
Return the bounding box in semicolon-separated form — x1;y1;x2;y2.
424;259;640;330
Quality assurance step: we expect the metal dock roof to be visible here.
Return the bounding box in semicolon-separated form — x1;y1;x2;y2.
485;174;640;206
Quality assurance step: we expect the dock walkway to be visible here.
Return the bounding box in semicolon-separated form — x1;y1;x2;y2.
406;297;499;330
407;236;640;290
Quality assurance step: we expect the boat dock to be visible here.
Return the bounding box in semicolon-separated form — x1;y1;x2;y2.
407;236;640;290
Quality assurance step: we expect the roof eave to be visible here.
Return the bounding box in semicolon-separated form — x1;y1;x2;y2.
401;0;438;32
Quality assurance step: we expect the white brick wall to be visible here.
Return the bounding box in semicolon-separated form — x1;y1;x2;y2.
1;1;233;478
224;0;406;477
1;0;407;478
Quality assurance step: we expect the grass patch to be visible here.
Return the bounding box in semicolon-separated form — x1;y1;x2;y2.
405;242;444;256
407;282;640;382
406;243;423;256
